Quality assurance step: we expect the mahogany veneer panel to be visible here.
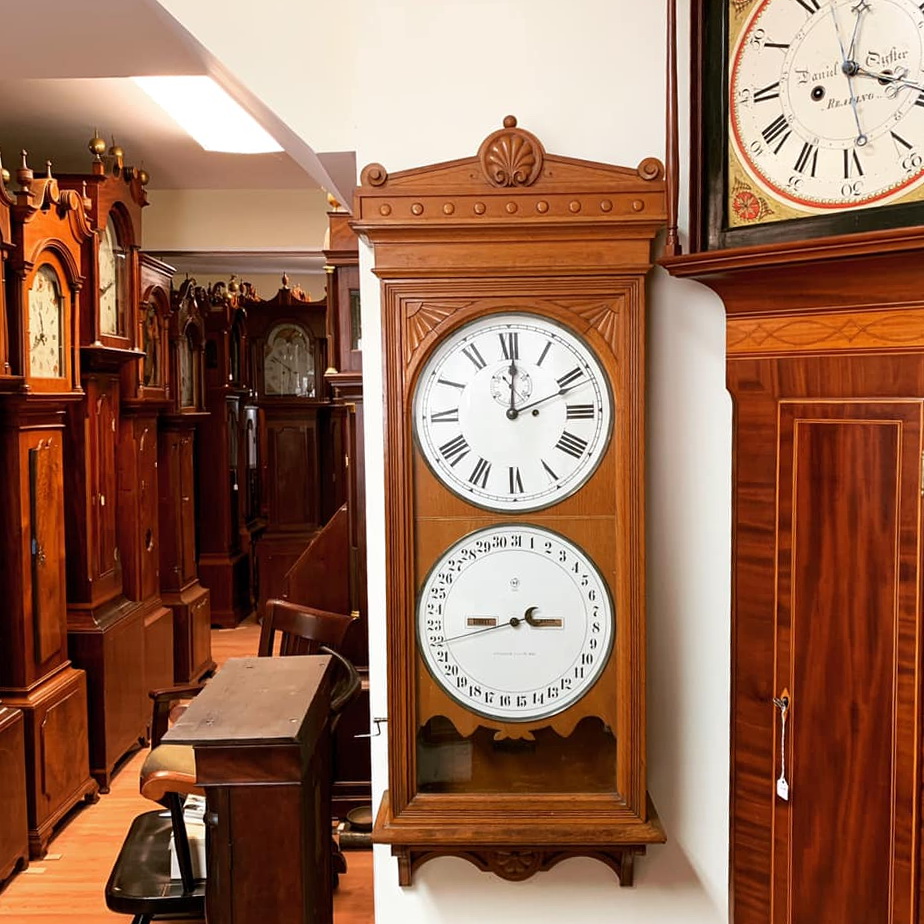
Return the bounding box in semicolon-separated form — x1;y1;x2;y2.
0;707;28;883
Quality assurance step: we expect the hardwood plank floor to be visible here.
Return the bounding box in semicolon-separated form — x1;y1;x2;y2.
0;618;375;924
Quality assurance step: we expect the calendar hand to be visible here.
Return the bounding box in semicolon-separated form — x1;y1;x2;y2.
440;616;522;645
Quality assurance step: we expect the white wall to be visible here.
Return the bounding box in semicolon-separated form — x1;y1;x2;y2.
154;2;732;922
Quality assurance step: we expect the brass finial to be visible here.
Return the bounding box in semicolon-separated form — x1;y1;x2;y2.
281;272;290;289
228;274;240;295
138;165;150;186
17;150;33;190
109;138;124;171
45;160;53;179
326;192;341;210
0;150;9;186
89;130;106;161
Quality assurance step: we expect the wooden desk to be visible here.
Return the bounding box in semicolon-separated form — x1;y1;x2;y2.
163;656;333;924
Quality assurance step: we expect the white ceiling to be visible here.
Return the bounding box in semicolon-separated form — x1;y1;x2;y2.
0;0;353;195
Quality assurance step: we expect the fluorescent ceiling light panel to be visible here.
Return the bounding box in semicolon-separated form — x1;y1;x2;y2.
132;76;283;154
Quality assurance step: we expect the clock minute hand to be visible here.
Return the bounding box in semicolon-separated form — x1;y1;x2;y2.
510;382;579;417
830;2;868;146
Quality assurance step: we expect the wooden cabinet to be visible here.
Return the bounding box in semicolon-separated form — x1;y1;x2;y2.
0;707;29;884
0;163;97;856
664;228;924;924
163;656;334;924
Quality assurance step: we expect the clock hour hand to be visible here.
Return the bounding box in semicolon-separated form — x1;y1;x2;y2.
855;66;924;96
523;606;563;628
440;616;522;645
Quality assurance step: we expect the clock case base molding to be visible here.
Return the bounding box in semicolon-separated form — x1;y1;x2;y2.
376;791;665;886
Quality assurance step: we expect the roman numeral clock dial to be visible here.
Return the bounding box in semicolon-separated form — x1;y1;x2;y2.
730;0;924;217
413;313;613;512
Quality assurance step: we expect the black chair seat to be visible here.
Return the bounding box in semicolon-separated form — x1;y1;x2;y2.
105;810;205;919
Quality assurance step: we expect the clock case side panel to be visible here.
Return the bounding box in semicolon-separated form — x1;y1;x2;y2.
692;0;924;253
379;280;652;834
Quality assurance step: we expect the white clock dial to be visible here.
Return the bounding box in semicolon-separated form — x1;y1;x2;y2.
413;313;613;512
731;0;924;212
418;524;614;723
263;323;315;396
28;265;64;379
98;222;121;335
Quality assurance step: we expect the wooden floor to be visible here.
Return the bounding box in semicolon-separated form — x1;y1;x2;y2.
0;617;375;924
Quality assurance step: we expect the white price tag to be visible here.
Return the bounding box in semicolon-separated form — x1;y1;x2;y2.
776;777;789;801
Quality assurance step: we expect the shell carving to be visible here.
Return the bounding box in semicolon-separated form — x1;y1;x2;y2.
478;116;544;188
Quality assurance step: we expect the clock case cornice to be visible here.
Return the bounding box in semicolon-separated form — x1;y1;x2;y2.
355;117;667;884
7;161;93;397
59;160;147;365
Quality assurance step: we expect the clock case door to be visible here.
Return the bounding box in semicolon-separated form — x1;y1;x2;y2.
0;168;14;386
692;0;924;252
354;119;667;884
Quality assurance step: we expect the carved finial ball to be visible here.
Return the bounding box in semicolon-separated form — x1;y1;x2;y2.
503;115;517;129
110;142;124;160
228;275;240;294
1;167;9;185
89;134;106;157
138;167;150;186
326;192;341;210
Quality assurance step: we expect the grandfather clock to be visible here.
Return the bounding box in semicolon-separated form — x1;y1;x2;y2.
58;140;153;790
196;279;252;627
120;253;174;698
243;278;330;612
160;279;213;683
0;155;97;857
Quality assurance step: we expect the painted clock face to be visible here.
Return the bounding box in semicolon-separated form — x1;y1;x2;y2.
413;312;613;512
417;523;614;723
730;0;924;214
264;323;315;396
98;221;123;335
28;265;64;379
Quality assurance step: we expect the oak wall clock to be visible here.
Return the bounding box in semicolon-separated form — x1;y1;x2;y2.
694;0;924;250
353;117;667;886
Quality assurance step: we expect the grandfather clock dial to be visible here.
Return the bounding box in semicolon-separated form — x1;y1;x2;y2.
418;523;613;723
28;265;64;379
98;221;122;336
414;313;613;512
730;0;924;217
263;322;315;397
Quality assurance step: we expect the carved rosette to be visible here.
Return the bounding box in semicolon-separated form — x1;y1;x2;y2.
478;116;545;188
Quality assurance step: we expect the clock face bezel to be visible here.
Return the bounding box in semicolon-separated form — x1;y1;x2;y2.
695;0;924;251
27;262;66;381
416;522;615;724
412;310;614;514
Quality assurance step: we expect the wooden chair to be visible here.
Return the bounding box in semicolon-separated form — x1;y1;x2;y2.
105;599;359;924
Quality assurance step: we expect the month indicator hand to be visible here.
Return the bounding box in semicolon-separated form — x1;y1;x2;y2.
523;606;563;628
440;616;522;645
